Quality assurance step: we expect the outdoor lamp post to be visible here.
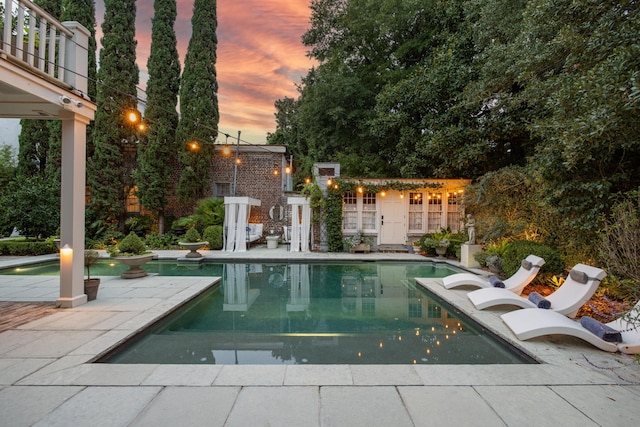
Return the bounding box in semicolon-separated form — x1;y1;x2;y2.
233;130;241;196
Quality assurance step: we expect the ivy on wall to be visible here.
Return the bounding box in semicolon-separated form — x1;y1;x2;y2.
328;179;443;195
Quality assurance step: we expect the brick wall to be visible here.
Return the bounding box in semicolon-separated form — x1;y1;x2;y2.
163;145;291;236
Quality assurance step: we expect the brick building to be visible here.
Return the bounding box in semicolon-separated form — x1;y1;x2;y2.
142;144;294;237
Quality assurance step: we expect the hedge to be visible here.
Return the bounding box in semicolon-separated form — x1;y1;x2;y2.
0;240;57;256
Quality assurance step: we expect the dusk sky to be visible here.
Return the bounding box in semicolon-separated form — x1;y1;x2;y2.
96;0;315;145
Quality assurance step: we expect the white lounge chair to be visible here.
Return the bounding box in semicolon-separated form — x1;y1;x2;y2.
501;300;640;354
443;254;545;295
467;263;606;318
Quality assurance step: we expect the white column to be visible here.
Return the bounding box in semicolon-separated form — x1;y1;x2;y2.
57;116;89;307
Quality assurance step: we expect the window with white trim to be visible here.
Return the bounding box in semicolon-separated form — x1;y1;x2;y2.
408;192;423;231
447;191;463;232
361;192;377;231
426;192;442;232
343;191;357;230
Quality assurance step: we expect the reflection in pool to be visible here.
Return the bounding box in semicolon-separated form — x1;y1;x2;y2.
95;262;535;365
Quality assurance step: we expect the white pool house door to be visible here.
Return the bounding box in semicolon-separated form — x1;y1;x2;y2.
379;192;406;245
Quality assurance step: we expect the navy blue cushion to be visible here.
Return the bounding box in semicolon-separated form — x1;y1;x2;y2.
580;316;622;342
489;276;505;288
528;292;551;309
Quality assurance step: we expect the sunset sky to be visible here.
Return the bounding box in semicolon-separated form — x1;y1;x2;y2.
95;0;315;145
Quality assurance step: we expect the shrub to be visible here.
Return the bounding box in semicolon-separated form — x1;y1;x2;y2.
115;232;148;255
203;225;223;250
597;193;640;290
474;239;511;267
183;227;201;243
145;233;177;249
173;198;225;232
502;240;564;277
0;240;56;256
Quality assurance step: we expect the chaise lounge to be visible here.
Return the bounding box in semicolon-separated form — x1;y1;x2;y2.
443;254;545;295
467;263;606;318
501;300;640;354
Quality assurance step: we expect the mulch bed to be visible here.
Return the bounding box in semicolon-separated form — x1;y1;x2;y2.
0;301;58;333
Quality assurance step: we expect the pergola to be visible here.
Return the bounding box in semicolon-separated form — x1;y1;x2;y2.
1;2;95;307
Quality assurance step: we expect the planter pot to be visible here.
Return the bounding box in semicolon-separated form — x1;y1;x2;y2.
114;254;154;279
350;243;370;254
435;246;448;257
179;241;208;258
84;278;101;301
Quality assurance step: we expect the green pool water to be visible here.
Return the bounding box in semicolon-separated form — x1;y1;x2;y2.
70;261;535;365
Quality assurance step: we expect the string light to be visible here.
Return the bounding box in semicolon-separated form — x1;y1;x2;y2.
7;22;305;183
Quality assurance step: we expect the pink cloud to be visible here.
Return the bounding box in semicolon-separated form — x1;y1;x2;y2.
95;0;313;144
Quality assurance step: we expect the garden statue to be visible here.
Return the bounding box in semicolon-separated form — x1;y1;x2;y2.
465;214;476;244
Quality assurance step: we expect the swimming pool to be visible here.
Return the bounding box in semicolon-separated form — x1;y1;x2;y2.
83;261;535;365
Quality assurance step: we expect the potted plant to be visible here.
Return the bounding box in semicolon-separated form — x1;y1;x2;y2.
109;232;154;279
84;249;101;301
344;230;374;253
178;227;208;258
421;229;452;258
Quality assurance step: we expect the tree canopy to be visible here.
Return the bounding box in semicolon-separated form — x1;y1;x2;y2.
135;0;181;234
89;0;139;229
269;0;640;257
176;0;219;204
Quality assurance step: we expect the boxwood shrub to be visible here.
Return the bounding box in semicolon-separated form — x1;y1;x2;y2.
502;240;564;277
203;225;223;250
0;240;57;256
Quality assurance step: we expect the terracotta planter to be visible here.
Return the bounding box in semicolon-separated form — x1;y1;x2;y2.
114;254;154;279
179;241;208;258
84;278;101;301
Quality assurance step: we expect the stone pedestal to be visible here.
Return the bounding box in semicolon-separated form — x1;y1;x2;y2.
266;235;280;249
461;244;482;268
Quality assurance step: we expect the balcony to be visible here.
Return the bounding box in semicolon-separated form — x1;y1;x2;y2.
1;0;93;119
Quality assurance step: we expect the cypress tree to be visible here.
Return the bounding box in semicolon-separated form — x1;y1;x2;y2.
135;0;181;234
176;0;219;204
17;120;50;177
88;0;139;229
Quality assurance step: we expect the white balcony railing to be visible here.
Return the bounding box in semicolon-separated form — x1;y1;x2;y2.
1;0;89;96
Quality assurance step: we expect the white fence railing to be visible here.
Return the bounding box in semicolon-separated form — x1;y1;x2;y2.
1;0;89;95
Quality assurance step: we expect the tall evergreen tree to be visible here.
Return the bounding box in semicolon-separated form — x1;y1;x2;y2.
176;0;219;204
88;0;139;229
17;120;51;177
135;0;180;234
